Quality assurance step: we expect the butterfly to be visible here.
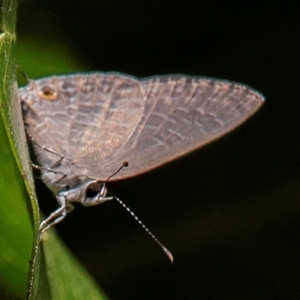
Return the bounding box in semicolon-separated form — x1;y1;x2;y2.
19;73;264;261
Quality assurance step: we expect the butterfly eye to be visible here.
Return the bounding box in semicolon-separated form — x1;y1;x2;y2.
39;85;58;100
86;182;101;198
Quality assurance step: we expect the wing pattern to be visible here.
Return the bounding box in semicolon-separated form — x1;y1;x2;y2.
19;73;264;181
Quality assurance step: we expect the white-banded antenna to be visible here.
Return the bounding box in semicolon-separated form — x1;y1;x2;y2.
113;195;174;264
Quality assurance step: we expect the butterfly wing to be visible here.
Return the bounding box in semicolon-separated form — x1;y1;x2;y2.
20;73;264;181
83;75;264;180
20;73;145;168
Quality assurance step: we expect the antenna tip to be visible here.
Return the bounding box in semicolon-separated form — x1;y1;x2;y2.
122;161;129;167
162;246;174;264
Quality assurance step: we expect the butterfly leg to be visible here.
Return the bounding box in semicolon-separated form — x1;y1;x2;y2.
39;195;74;236
31;161;67;178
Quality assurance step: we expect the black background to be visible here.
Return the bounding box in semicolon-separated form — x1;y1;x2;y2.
18;1;300;299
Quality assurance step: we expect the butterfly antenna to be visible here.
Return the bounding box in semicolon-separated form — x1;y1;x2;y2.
105;161;129;182
113;195;174;264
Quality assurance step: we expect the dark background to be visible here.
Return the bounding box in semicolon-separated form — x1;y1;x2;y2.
17;1;300;299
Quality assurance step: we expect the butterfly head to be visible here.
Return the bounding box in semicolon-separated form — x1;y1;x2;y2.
59;178;112;207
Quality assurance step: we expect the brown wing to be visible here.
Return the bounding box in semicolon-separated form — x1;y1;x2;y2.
20;73;145;167
88;75;264;180
20;73;264;181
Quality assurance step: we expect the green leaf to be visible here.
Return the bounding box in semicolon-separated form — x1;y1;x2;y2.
0;1;34;298
28;230;109;300
0;1;108;299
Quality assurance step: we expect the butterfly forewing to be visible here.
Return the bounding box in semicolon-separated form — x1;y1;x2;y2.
83;75;264;179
